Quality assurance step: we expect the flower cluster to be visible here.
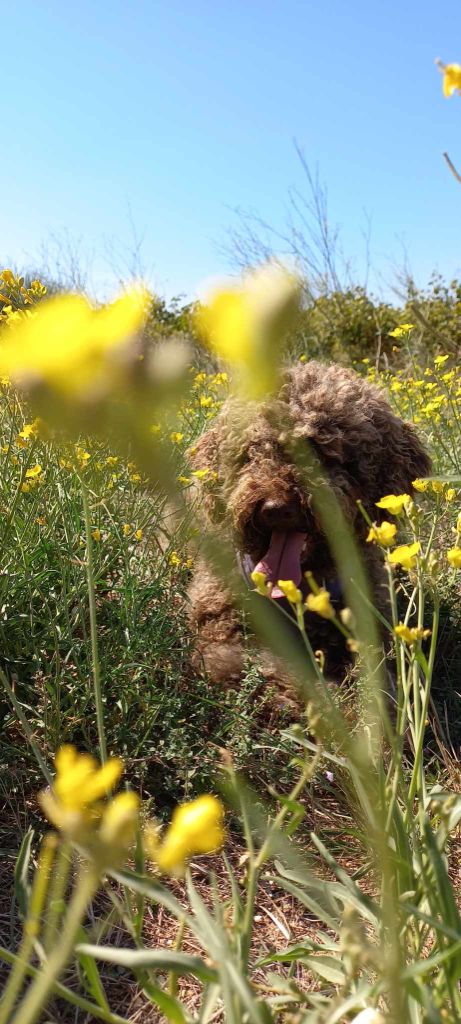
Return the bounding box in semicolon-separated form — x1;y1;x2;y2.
40;746;225;877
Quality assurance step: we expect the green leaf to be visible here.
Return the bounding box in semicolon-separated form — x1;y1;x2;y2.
268;875;340;933
14;827;34;918
142;979;190;1023
75;944;218;984
76;925;109;1010
110;870;195;932
291;953;346;986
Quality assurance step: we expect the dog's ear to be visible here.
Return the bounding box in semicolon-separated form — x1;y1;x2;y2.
189;424;220;474
188;422;222;522
375;417;431;501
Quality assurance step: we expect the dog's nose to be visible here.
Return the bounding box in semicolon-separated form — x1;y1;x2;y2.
259;498;302;527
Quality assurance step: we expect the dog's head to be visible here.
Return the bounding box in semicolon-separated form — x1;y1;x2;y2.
190;362;431;593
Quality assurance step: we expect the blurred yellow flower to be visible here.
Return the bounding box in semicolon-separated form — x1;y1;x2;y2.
434;353;450;366
98;790;139;848
146;795;225;875
412;478;429;493
457;512;461;533
91;528;102;542
16;420;40;447
446;488;457;502
250;569;272;596
39;745;122;837
366;521;397;547
388;324;415;338
388;542;421;570
376;493;411;515
192;468;210;480
170;431;184;443
394;624;431;645
134;528;143;541
305;589;335;619
447;547;461;569
25;463;42;479
277;579;302;604
431;480;444;494
0;289;148;397
169;551;181;567
195;263;302;397
0;269;15;286
439;62;461;97
123;523;132;536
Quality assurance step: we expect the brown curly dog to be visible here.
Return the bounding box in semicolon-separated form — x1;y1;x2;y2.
187;361;431;687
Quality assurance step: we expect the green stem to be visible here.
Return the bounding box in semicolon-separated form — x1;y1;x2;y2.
11;868;98;1024
0;669;52;786
0;947;131;1024
42;841;72;954
0;835;56;1024
239;752;316;969
81;480;107;763
407;597;440;815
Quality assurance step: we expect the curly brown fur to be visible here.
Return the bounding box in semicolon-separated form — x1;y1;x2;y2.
188;361;431;689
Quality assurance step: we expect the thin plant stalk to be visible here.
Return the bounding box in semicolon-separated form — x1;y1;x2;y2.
0;835;57;1024
81;479;107;764
12;867;98;1024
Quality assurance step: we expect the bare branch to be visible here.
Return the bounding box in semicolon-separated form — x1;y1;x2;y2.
443;151;461;184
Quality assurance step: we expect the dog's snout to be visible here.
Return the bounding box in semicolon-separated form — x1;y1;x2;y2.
259;497;304;529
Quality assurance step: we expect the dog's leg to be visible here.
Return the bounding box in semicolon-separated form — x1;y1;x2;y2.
187;560;245;684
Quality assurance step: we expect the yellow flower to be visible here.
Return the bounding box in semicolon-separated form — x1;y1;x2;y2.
25;463;42;479
375;493;411;516
195;263;302;398
412;478;429;493
192;468;210;480
394;624;431;645
146;795;225;875
250;570;272;596
123;523;132;536
445;488;457;502
305;589;335;619
447;547;461;569
98;791;140;850
0;289;148;397
434;353;450;366
366;521;397;547
169;551;181;567
431;480;444;494
150;423;161;435
76;447;91;467
439;62;461;97
277;579;302;604
106;455;119;466
388;324;415;338
91;528;102;542
1;269;16;286
39;745;122;836
134;528;143;541
16;420;40;447
178;475;191;486
199;395;213;408
388;542;421;570
456;511;461;533
170;431;184;443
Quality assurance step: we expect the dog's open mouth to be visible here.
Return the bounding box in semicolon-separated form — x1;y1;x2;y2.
252;530;308;599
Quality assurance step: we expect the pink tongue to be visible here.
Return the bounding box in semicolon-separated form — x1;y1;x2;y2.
253;530;307;599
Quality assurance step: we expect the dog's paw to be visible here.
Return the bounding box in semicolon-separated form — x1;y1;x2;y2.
194;641;244;686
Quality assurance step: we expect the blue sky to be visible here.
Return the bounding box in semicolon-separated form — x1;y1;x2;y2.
2;1;461;302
